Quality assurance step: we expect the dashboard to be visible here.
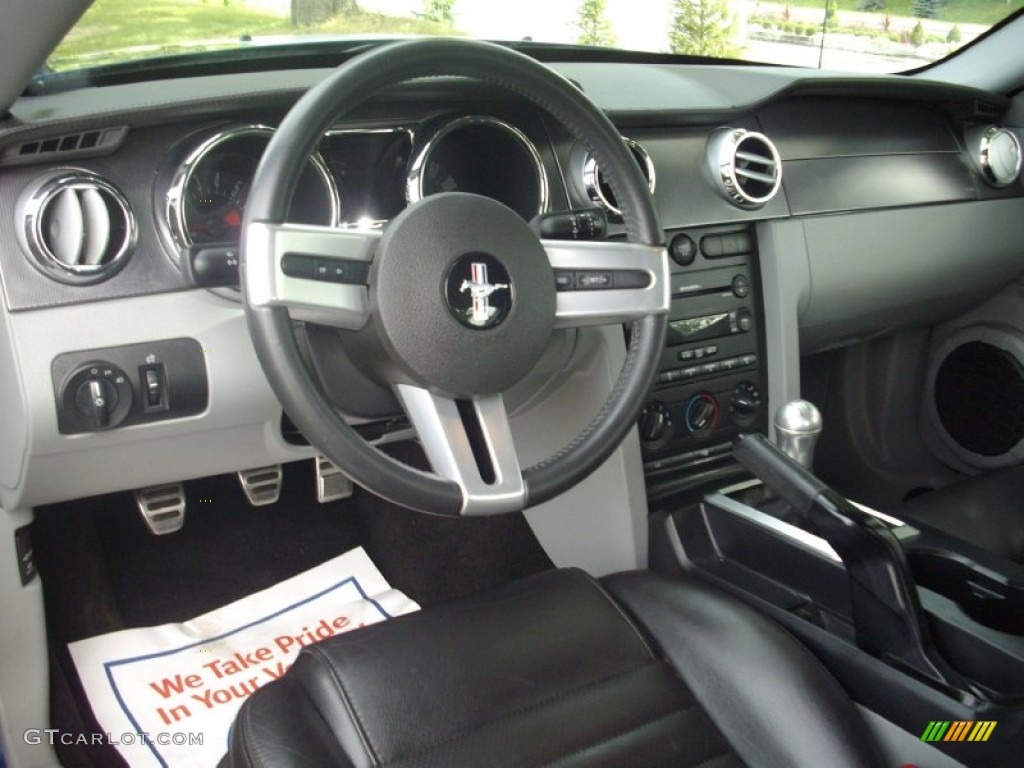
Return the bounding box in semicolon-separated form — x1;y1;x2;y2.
1;61;1023;510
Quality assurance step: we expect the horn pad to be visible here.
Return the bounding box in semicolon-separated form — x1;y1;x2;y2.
370;192;556;397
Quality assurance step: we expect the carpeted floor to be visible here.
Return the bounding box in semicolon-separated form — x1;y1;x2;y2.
32;443;553;766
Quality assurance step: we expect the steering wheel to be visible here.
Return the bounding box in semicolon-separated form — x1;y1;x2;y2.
241;38;669;516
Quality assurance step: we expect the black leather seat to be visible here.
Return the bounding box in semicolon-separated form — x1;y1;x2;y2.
222;569;880;767
900;465;1024;564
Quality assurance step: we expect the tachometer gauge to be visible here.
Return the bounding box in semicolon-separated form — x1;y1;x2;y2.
185;151;253;244
164;124;338;258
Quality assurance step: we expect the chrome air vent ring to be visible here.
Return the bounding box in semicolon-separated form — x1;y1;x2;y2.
707;128;782;209
974;126;1021;188
582;136;656;221
16;169;136;285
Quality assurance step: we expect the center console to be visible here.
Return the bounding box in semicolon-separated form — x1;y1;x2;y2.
636;225;1024;762
639;224;768;499
647;409;1024;766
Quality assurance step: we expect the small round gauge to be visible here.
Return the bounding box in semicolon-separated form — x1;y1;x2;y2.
165;125;339;255
406;116;548;221
185;151;254;244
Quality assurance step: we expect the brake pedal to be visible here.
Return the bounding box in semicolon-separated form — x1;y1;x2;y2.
135;484;186;535
238;465;283;506
316;455;353;503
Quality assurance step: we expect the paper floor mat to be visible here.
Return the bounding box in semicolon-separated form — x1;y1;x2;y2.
69;546;419;767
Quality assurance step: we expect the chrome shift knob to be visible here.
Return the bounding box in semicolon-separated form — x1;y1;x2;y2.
773;400;822;471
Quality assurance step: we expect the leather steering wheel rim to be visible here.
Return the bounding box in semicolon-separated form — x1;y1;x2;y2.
241;38;668;516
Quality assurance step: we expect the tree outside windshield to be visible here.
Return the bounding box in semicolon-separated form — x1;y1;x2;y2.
49;0;1023;74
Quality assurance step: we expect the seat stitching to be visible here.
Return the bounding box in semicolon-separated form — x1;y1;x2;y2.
386;661;670;763
536;707;698;768
305;644;381;766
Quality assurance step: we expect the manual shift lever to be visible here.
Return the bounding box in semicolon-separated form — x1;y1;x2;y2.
773;399;822;471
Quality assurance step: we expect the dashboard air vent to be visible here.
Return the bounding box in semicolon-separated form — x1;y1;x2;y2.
582;137;656;221
16;170;136;284
707;128;782;208
968;125;1021;188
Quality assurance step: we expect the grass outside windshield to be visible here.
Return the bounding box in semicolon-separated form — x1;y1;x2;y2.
49;0;1024;75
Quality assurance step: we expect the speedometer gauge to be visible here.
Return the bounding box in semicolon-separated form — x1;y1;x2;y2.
164;125;338;257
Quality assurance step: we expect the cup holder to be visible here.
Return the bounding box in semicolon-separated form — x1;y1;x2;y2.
908;550;1024;636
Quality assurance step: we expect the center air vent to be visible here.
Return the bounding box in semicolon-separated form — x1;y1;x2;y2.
707;128;782;209
582;137;656;221
16;170;136;285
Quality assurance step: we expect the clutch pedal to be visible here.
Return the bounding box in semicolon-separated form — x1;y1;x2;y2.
135;484;186;535
316;455;353;503
238;465;283;506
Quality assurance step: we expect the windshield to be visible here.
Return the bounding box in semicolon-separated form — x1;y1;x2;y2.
48;0;1023;75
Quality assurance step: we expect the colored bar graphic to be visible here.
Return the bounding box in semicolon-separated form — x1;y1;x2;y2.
921;721;950;742
920;720;996;742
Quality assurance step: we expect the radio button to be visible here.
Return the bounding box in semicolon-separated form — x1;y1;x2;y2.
669;234;697;266
735;307;753;332
731;275;750;298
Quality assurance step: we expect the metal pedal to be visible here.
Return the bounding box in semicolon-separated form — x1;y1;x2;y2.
135;484;186;535
238;465;283;506
316;455;353;503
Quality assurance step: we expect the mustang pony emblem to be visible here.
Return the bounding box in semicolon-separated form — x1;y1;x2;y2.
459;262;509;328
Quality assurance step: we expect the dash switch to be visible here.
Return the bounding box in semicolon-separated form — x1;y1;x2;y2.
140;364;167;410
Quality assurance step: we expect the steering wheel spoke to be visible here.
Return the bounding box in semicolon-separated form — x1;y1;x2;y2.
544;239;671;328
244;221;380;329
395;385;525;516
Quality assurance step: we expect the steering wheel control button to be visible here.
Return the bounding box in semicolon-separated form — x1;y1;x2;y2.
669;233;697;266
445;254;513;330
554;270;575;290
281;253;370;284
576;271;612;290
553;269;652;291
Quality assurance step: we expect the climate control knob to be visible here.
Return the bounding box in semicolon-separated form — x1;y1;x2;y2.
638;402;673;444
684;392;719;438
730;381;762;427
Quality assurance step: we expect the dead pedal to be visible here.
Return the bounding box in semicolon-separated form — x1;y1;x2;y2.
316;455;353;503
135;484;186;535
238;465;283;506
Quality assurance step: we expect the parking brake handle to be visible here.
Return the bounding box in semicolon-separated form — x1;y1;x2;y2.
734;432;968;691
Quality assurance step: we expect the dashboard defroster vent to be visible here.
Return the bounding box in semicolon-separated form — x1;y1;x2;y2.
707;128;782;209
16;170;136;284
1;126;127;166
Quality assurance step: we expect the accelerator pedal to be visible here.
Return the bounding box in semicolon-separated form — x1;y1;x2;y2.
135;484;186;535
238;465;283;506
316;455;353;503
